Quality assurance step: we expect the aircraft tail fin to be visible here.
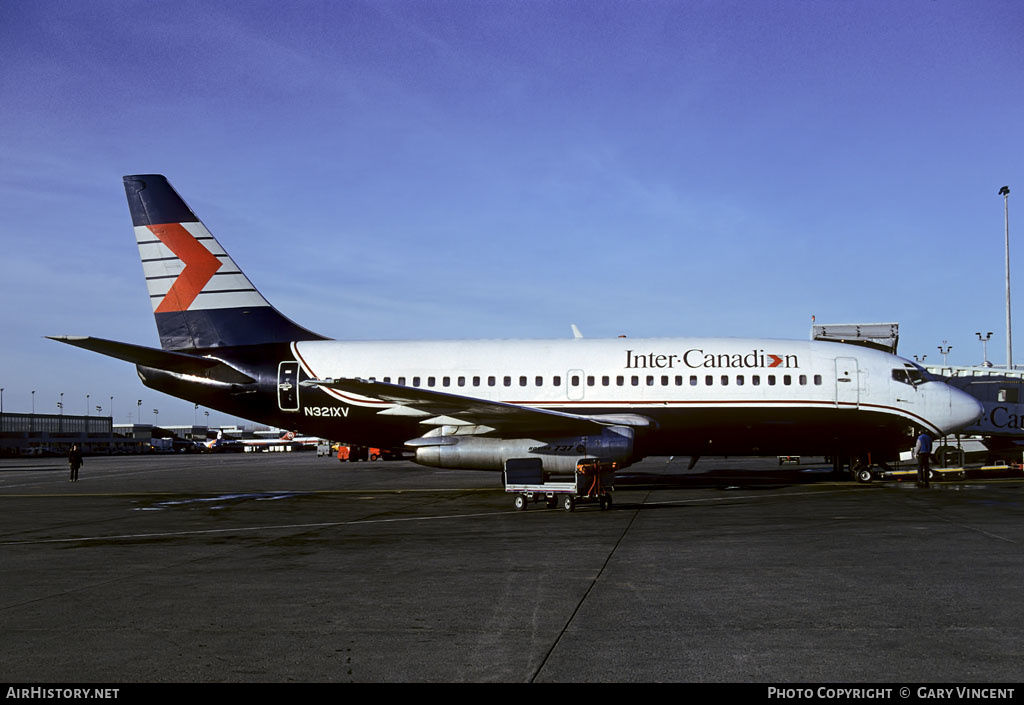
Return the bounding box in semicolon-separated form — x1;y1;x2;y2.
123;174;325;351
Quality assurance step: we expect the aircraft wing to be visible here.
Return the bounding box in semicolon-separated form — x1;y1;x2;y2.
301;377;651;436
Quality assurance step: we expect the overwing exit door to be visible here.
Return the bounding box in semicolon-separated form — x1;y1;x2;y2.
567;369;585;401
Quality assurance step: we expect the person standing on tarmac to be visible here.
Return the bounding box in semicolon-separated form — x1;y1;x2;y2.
67;444;83;482
914;432;933;487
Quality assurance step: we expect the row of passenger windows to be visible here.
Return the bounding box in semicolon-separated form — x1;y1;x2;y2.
373;374;825;388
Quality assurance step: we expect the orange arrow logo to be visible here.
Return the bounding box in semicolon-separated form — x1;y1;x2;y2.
148;223;222;313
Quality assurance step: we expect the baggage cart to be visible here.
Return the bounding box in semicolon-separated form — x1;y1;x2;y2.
503;458;615;512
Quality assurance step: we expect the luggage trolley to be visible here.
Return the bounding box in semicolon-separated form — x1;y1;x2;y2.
504;458;615;512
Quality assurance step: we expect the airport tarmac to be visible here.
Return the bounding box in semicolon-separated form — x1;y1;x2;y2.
1;452;1022;683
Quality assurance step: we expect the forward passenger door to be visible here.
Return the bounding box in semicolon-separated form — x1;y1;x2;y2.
835;357;859;409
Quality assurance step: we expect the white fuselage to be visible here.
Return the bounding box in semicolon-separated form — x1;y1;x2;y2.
284;336;982;458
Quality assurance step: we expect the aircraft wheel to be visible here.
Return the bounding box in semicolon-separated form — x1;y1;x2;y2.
563;495;575;512
856;468;874;484
514;494;528;511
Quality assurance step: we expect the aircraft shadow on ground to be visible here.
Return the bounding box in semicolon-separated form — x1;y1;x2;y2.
615;467;842;491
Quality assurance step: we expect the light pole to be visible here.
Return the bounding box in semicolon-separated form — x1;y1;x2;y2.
976;331;993;367
1;387;4;415
1001;186;1012;369
938;342;952;366
86;394;90;417
137;399;142;425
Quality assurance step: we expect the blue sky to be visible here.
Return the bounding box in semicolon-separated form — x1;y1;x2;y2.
1;0;1022;425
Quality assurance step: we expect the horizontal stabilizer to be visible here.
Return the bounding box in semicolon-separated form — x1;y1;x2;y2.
47;336;256;384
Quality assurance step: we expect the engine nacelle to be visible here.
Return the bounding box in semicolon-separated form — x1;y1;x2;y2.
410;425;635;472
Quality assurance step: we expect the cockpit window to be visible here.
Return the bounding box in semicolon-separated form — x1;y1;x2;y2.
893;363;930;386
892;369;912;385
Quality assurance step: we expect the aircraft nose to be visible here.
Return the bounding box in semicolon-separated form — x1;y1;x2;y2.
942;385;984;434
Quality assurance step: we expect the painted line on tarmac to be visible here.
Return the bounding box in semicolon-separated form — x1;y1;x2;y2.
0;466;193;490
0;487;495;498
0;510;518;546
0;485;860;546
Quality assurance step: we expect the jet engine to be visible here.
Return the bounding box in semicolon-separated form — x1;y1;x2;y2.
409;425;636;472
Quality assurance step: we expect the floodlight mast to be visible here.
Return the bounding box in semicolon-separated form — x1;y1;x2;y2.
1000;186;1012;369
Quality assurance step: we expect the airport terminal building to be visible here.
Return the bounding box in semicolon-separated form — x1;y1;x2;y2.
0;412;209;457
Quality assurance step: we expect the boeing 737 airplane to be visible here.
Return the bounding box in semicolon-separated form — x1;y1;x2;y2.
50;175;983;476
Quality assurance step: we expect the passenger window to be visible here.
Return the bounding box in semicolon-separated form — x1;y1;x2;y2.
705;375;713;386
398;377;406;386
553;376;561;386
617;376;624;386
442;376;450;387
571;375;580;386
675;375;683;386
814;375;822;385
472;376;480;386
519;376;527;387
752;375;760;386
721;375;729;386
799;375;807;385
737;375;744;386
602;375;610;386
413;376;421;387
586;375;594;386
535;376;543;386
768;376;776;386
503;376;511;387
428;376;436;387
645;375;654;386
488;376;496;387
457;376;465;387
783;375;791;386
689;375;697;386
